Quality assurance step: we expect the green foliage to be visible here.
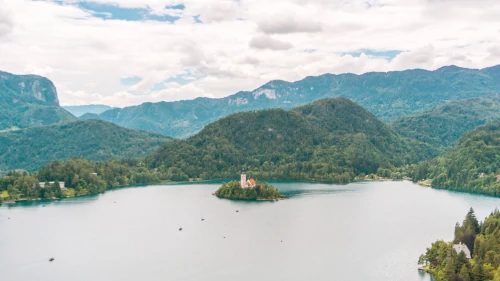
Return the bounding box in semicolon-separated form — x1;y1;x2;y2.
215;181;282;200
410;122;500;196
392;94;500;153
0;119;171;172
86;65;500;138
146;98;437;184
0;71;75;131
0;158;166;199
421;209;500;281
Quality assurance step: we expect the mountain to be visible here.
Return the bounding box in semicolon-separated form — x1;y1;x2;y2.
63;104;116;117
146;98;437;182
0;71;75;130
0;119;171;172
85;65;500;138
412;122;500;196
392;94;500;153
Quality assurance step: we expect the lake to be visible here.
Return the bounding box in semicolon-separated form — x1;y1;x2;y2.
1;181;500;281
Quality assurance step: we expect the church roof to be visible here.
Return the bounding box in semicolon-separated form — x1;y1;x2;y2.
453;242;471;259
247;179;256;186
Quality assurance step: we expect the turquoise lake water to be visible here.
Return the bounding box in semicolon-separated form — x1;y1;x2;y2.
1;181;499;281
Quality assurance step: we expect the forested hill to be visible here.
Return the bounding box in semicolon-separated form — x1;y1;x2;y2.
412;121;500;196
85;65;500;138
0;71;75;130
0;120;171;172
392;94;500;152
146;98;437;182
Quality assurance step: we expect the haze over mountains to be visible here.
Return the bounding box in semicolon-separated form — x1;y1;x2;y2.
63;104;116;117
82;65;500;138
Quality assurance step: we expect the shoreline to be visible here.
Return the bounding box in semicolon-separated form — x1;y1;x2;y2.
0;178;408;205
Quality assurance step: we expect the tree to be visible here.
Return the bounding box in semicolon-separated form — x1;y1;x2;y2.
472;261;485;281
460;264;471;281
451;274;466;281
444;257;457;281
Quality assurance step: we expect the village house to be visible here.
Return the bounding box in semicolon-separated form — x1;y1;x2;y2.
240;172;257;188
452;242;471;259
37;182;66;190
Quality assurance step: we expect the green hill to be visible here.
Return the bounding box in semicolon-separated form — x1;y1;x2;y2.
86;65;500;138
0;119;171;172
392;94;500;152
411;122;500;196
0;71;75;130
147;98;436;182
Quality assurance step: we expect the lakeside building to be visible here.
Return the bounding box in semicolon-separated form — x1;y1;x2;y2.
37;182;66;190
453;242;471;259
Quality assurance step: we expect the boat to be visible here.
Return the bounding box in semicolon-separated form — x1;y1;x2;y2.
49;258;54;262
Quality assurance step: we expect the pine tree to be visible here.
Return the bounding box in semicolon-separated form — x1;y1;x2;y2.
445;257;457;281
460;264;471;281
472;262;485;281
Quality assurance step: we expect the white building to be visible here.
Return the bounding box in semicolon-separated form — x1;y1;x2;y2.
38;182;66;190
453;242;471;259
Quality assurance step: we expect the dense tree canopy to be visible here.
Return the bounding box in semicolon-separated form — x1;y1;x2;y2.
0;119;171;172
409;122;500;196
421;208;500;281
392;94;500;153
147;98;437;183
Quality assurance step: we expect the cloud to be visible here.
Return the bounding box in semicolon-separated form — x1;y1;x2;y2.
257;17;322;34
249;35;294;51
0;5;14;38
391;45;436;70
0;0;499;107
23;65;54;77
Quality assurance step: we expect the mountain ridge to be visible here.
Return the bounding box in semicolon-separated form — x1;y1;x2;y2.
0;71;75;130
85;65;500;138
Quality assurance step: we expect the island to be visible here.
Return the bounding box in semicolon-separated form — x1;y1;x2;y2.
214;172;284;201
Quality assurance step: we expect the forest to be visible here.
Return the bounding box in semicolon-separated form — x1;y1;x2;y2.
409;122;500;197
420;208;500;281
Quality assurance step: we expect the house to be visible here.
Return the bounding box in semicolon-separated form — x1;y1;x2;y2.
453;242;471;259
496;174;500;182
240;172;257;188
479;173;485;178
38;182;66;190
91;173;98;176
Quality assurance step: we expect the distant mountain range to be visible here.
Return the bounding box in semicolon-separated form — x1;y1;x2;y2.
146;98;436;182
83;65;500;138
0;71;76;131
0;119;171;172
392;94;500;153
63;104;116;117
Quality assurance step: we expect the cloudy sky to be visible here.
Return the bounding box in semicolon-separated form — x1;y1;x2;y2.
1;0;499;107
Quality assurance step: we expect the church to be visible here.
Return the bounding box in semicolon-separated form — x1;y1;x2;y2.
240;172;256;188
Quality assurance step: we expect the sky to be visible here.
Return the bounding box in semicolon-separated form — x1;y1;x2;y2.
0;0;499;107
